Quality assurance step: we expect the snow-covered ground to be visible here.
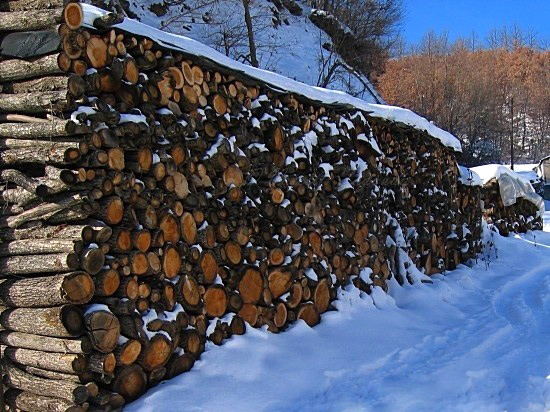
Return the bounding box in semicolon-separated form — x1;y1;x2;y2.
127;206;550;412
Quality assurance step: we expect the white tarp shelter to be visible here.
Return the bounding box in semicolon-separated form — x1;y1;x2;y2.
471;164;544;217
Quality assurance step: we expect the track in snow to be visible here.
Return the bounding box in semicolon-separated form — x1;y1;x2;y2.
127;211;550;412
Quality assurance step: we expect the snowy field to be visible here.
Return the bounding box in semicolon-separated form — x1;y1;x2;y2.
127;205;550;412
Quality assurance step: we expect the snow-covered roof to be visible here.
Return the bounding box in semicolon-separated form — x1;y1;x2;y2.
471;164;544;216
473;164;528;186
537;155;550;165
80;4;462;152
458;165;482;186
504;163;537;173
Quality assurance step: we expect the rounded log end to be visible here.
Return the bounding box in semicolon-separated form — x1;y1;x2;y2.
64;3;84;31
297;303;320;327
59;169;78;185
63;271;95;304
61;305;85;337
238;267;262;304
120;339;142;366
64;147;81;163
162;245;181;278
166;353;195;379
104;352;116;375
82;248;105;275
73;385;90;405
87;311;120;353
140;334;171;372
105;197;124;225
113;364;147;401
101;269;120;297
96;226;113;244
203;286;227;318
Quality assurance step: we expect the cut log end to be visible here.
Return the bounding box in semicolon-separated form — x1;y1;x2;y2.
63;271;95;304
112;364;147;401
238;267;262;304
64;3;84;30
61;305;85;336
139;334;172;371
86;311;120;353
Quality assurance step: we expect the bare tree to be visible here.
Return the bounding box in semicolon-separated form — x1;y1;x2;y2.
242;0;259;67
378;28;549;165
308;0;402;80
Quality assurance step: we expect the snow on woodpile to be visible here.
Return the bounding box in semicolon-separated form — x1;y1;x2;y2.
471;164;544;235
455;165;483;257
80;3;462;152
472;164;543;213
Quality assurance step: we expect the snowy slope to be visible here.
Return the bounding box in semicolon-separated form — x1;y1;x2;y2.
116;0;384;102
127;210;550;412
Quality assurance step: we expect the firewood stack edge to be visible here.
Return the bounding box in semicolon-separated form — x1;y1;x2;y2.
480;182;543;236
0;1;533;410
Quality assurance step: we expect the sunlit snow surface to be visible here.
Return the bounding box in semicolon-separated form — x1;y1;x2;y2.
127;202;550;412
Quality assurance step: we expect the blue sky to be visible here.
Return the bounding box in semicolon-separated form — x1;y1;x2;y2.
402;0;550;46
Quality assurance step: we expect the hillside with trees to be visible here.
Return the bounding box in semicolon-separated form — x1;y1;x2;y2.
91;0;401;101
377;31;550;166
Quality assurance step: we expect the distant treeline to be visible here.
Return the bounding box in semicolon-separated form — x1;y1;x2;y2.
376;30;550;166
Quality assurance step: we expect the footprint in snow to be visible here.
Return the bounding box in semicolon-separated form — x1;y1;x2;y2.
496;291;534;327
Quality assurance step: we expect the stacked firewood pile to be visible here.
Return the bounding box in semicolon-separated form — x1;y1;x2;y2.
480;182;543;236
456;178;483;263
0;1;484;409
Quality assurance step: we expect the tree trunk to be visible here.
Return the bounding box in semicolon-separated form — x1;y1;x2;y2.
0;252;80;276
1;75;69;94
3;194;84;228
0;0;65;11
17;364;93;384
0;120;84;139
0;238;77;257
0;345;87;374
0;144;80;167
0;91;70;113
0;223;110;243
242;0;259;68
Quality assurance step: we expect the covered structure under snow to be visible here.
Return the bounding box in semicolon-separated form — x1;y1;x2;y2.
471;164;544;235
